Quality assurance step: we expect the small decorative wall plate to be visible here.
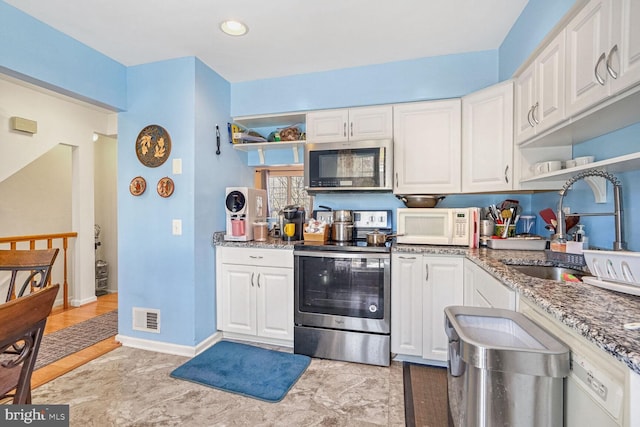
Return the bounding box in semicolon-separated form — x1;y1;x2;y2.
157;177;174;198
129;176;146;196
136;124;171;167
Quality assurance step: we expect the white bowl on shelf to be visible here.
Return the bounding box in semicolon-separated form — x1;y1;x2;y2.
574;156;595;166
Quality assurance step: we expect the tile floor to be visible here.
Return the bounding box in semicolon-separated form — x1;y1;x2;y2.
32;345;406;426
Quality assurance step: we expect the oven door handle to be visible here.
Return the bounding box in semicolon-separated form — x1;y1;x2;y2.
294;250;389;260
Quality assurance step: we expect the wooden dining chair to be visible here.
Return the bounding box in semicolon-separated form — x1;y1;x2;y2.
0;284;59;404
0;248;59;303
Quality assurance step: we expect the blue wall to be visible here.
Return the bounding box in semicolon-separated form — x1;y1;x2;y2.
0;1;126;110
117;58;198;345
117;58;250;345
232;51;499;117
499;0;575;79
531;124;640;251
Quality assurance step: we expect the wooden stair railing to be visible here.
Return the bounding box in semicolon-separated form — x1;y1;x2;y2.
0;233;77;309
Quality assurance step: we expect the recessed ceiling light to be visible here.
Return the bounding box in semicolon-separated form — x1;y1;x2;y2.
220;20;248;36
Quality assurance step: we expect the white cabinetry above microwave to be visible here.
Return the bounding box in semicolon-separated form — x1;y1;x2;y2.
393;99;461;194
515;30;567;145
306;105;392;143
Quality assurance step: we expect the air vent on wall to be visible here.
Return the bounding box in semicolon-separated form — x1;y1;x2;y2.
132;307;160;333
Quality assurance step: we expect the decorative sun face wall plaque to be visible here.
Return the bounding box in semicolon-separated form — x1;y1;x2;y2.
136;125;171;167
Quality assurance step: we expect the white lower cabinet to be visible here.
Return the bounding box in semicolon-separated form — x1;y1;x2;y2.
391;253;463;362
463;258;516;310
216;247;293;343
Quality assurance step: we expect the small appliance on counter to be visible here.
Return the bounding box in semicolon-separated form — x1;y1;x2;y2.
224;187;267;241
280;205;305;241
396;207;480;247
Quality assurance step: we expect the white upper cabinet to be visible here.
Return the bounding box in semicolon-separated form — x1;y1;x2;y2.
393;99;462;194
515;30;566;144
566;0;640;116
462;80;514;193
609;0;640;95
566;0;613;116
306;105;392;143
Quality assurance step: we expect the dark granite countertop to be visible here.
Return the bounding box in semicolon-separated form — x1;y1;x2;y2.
213;233;640;374
393;244;640;375
212;231;299;250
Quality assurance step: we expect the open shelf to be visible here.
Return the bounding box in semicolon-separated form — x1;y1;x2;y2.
233;112;306;129
520;152;640;183
232;140;306;164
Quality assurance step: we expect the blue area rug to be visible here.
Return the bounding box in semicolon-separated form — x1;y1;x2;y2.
170;341;311;403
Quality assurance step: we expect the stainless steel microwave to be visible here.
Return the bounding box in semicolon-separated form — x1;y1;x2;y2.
304;139;393;192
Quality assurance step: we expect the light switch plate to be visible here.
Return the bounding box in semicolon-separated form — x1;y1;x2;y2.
172;219;182;235
172;158;182;175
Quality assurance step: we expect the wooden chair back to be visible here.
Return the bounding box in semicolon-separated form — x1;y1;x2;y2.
0;284;59;404
0;249;59;302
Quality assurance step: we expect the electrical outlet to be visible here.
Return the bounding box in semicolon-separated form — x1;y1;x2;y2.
172;219;182;235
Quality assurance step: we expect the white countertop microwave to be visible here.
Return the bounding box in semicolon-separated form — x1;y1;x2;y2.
396;207;479;247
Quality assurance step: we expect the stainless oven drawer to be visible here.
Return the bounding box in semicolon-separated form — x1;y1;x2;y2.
294;325;390;366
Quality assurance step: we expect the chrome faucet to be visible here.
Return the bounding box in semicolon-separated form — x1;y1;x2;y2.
556;170;626;251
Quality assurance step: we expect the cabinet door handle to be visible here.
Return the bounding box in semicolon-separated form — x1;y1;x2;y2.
595;52;607;85
527;106;534;127
398;256;417;260
251;272;255;287
350;122;354;137
256;273;261;288
249;255;263;259
531;102;539;124
343;122;347;137
504;165;509;184
606;44;619;79
425;264;429;281
395;172;398;188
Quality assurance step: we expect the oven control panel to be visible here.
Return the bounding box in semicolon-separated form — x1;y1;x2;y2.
353;210;391;229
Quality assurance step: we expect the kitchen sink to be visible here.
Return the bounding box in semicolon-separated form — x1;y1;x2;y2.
509;265;587;281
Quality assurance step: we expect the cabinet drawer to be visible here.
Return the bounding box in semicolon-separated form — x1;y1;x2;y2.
218;246;293;268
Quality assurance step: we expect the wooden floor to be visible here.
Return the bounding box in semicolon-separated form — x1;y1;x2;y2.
31;293;121;389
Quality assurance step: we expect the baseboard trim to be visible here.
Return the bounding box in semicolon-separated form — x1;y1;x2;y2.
70;295;98;307
116;331;223;357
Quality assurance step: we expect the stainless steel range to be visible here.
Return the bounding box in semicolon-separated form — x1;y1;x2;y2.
293;210;392;366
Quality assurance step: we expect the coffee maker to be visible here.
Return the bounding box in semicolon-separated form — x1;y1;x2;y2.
224;187;267;241
280;205;305;241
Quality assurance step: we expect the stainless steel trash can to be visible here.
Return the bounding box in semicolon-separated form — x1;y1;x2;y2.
444;306;570;427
